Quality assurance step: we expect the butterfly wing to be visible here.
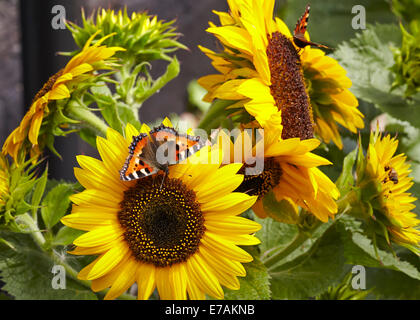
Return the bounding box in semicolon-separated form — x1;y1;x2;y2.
176;134;204;162
293;4;331;50
294;4;310;38
151;125;204;163
120;133;158;181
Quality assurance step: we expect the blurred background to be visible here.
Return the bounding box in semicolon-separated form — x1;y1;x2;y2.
0;0;399;181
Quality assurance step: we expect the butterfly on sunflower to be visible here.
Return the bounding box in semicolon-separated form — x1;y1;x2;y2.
293;4;331;50
119;125;207;182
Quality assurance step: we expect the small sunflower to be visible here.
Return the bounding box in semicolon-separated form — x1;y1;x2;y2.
2;31;123;162
0;156;8;206
61;119;260;300
215;127;339;223
356;131;420;254
198;0;364;144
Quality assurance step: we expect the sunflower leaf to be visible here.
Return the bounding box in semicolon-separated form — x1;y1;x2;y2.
364;248;420;299
90;83;124;134
134;56;180;105
254;215;299;256
224;247;271;300
52;226;85;247
333;23;420;129
41;183;75;230
337;215;420;280
187;80;211;113
0;231;97;300
31;165;49;217
335;147;357;195
269;223;348;299
261;192;300;224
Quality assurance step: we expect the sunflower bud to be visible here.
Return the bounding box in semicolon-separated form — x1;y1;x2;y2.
67;8;186;63
0;156;40;230
391;21;420;97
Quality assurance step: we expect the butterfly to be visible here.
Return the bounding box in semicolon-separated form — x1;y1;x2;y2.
119;125;206;182
293;4;331;50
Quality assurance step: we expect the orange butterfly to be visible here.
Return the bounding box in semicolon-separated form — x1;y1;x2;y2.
120;125;205;181
293;4;331;50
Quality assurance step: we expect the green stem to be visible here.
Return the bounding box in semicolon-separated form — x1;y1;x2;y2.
67;100;109;136
17;213;46;247
263;232;309;269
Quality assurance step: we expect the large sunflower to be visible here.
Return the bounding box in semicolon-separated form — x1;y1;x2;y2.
301;48;364;148
358;131;420;254
215;126;339;223
2;31;123;162
61;119;260;300
198;0;364;145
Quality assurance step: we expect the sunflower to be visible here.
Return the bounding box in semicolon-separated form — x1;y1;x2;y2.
357;131;420;254
215;126;339;223
301;48;364;149
198;0;364;144
61;119;260;300
0;156;8;205
2;31;124;162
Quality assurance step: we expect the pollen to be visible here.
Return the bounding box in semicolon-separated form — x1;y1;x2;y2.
266;31;314;140
118;175;205;268
235;158;282;199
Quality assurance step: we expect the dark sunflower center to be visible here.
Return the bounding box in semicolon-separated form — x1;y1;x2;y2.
235;158;282;200
266;31;314;140
118;176;205;268
33;69;64;103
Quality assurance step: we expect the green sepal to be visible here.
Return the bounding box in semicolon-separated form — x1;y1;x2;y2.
261;191;299;224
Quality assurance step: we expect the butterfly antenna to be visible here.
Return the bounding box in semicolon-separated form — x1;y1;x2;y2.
159;167;169;191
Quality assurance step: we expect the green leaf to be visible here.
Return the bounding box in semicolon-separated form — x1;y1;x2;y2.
31;166;49;217
224;248;271;300
78;127;98;148
269;224;348;299
116;102;141;129
366;266;420;299
52;226;85;247
260;191;300;224
41;183;75;230
255;215;299;256
335;148;357;195
365;248;420;299
134;56;180;105
91;83;123;134
187;80;211;113
0;231;97;300
333;23;420;129
337;215;420;280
